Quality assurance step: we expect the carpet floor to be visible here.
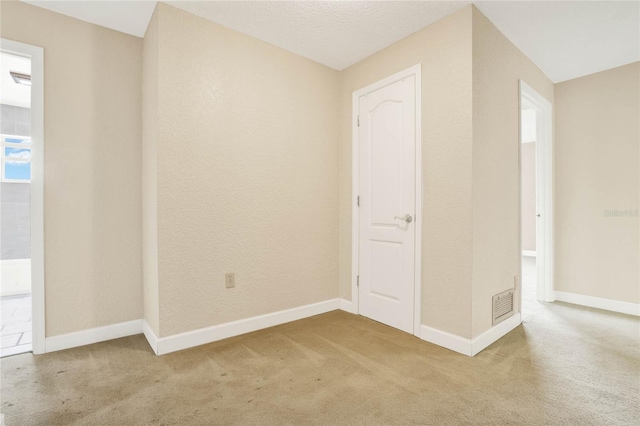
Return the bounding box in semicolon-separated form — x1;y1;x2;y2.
1;300;639;425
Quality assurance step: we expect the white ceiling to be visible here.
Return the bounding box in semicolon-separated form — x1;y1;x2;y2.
476;1;640;83
0;52;31;108
20;0;640;83
24;0;157;38
166;1;471;71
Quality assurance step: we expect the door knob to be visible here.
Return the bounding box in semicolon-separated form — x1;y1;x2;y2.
394;214;413;223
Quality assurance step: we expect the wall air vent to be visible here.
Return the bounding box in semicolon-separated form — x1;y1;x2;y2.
492;289;515;326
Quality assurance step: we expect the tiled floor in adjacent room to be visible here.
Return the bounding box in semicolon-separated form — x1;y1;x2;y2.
0;293;32;357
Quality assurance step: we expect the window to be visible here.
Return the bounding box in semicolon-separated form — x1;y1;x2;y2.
1;134;31;182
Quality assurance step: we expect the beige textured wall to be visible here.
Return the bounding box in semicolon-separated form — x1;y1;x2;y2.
555;62;639;304
471;7;554;337
142;8;160;335
339;7;474;338
0;1;143;336
152;4;340;337
521;142;536;252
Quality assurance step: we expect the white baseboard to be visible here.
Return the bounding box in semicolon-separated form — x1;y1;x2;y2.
45;319;143;353
43;299;343;356
554;291;640;316
420;324;473;356
419;313;522;357
153;299;340;355
470;314;522;356
521;250;537;257
339;298;354;313
142;320;159;355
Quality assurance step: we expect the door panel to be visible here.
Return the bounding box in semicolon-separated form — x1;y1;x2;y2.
370;101;403;226
358;75;416;334
370;240;402;300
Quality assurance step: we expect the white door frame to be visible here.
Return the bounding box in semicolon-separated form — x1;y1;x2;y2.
351;64;422;335
519;80;554;303
1;38;46;354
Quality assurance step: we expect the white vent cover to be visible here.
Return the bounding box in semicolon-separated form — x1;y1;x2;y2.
493;289;515;325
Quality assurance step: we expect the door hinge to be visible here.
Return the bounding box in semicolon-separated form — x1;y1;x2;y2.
357;115;360;127
357;195;360;207
357;275;359;287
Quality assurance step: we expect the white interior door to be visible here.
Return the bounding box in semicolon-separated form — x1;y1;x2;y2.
358;74;416;334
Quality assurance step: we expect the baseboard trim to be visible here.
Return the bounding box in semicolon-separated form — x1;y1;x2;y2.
142;320;159;355
554;291;640;316
470;313;522;356
44;300;342;356
419;313;522;357
521;250;537;257
420;324;473;356
339;298;354;313
45;319;143;353
155;299;340;355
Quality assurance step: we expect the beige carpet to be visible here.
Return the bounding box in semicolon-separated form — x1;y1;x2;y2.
1;301;639;425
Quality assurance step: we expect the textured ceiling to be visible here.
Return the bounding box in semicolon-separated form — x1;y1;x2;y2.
475;1;640;83
19;1;640;83
24;0;156;38
166;1;471;71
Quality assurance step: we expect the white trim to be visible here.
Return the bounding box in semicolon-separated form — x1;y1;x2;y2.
351;64;423;336
38;299;347;356
351;87;360;316
420;325;473;356
45;320;143;353
338;298;354;313
520;81;554;303
470;313;521;356
554;292;640;316
419;314;522;357
1;38;46;354
413;68;423;335
522;250;537;257
142;321;159;355
154;299;340;356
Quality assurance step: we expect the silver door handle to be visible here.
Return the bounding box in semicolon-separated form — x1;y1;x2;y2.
394;214;413;223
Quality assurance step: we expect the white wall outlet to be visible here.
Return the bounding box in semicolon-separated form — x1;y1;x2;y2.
225;273;235;288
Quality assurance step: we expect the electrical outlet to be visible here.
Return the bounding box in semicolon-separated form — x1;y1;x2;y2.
225;273;235;288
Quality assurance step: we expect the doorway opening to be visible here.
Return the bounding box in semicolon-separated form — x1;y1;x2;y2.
0;39;44;356
519;81;554;317
351;65;422;336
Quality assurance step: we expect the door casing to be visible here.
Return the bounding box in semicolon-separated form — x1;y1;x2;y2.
1;38;45;354
351;64;422;336
519;80;554;303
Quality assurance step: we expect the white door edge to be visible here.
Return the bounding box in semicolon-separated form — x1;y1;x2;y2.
1;38;46;354
351;64;422;336
519;80;554;304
